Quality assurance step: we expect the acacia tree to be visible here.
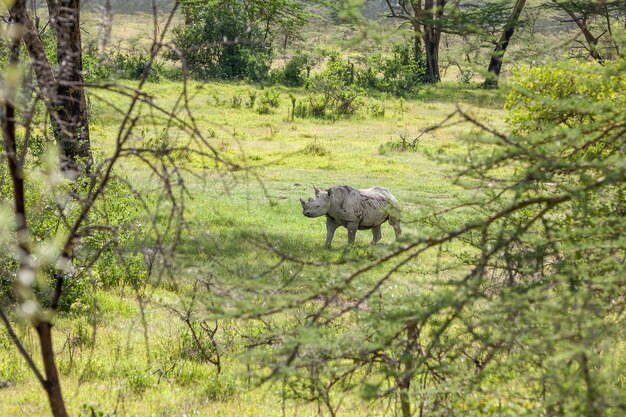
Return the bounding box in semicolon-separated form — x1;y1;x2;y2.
548;0;626;62
384;0;449;82
484;0;528;87
172;0;311;80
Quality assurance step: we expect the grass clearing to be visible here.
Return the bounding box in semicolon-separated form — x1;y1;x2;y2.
1;77;506;415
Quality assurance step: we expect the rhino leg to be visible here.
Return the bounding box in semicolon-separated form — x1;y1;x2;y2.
389;217;402;239
371;225;382;245
325;217;339;248
347;221;359;244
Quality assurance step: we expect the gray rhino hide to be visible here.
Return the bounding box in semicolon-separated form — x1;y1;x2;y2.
326;186;397;229
300;185;402;247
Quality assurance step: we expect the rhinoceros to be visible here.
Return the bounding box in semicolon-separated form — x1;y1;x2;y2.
300;185;401;248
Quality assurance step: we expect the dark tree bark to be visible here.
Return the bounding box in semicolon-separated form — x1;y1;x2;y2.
422;0;446;82
413;23;424;63
384;0;448;83
36;323;69;417
563;8;603;63
484;0;528;88
1;35;70;417
48;0;92;172
10;0;92;174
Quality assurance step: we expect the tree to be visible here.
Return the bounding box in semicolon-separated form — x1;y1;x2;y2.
484;0;528;87
384;0;449;82
9;0;91;174
170;0;311;81
548;0;626;62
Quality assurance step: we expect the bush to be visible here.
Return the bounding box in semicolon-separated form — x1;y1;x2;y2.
361;42;426;96
167;0;272;81
82;44;112;82
506;61;626;136
292;53;363;119
368;101;385;118
279;53;311;87
110;49;163;81
294;95;328;118
259;88;281;108
256;88;280;114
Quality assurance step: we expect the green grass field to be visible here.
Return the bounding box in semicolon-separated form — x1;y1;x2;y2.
0;76;507;416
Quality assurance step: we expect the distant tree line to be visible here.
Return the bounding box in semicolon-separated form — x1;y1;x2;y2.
82;0;175;12
165;0;626;88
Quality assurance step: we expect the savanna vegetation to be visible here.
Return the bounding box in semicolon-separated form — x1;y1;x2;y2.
0;1;625;417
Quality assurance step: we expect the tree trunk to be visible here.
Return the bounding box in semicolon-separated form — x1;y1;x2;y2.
412;21;424;63
99;0;113;51
36;323;70;417
554;1;604;63
422;0;445;82
398;321;420;417
399;386;412;417
484;0;528;88
423;29;440;82
49;0;92;173
10;0;92;174
2;35;70;417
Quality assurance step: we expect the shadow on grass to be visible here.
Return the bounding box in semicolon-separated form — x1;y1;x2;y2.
413;83;507;108
170;225;393;295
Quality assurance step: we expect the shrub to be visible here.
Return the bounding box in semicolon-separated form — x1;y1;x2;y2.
246;91;257;108
256;88;280;114
302;141;328;156
368;101;385;118
280;53;311;87
230;95;243;108
110;49;163;81
82;44;112;82
293;94;328;119
506;60;626;137
361;42;426;96
167;0;271;81
378;134;419;155
294;53;363;119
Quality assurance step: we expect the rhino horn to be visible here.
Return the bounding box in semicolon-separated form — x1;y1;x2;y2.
313;186;320;196
299;198;306;208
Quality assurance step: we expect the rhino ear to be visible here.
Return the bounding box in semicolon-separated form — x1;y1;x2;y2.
313;186;320;196
299;198;306;208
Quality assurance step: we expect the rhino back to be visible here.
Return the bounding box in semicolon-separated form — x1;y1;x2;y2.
326;186;392;227
365;187;399;206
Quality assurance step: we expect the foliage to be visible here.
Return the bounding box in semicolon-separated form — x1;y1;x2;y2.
0;167;149;312
273;53;311;87
263;57;626;417
545;0;626;61
506;60;626;133
293;53;363;119
361;42;427;96
378;133;419;155
256;88;281;114
108;49;163;81
168;0;277;81
81;45;113;83
451;0;530;39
